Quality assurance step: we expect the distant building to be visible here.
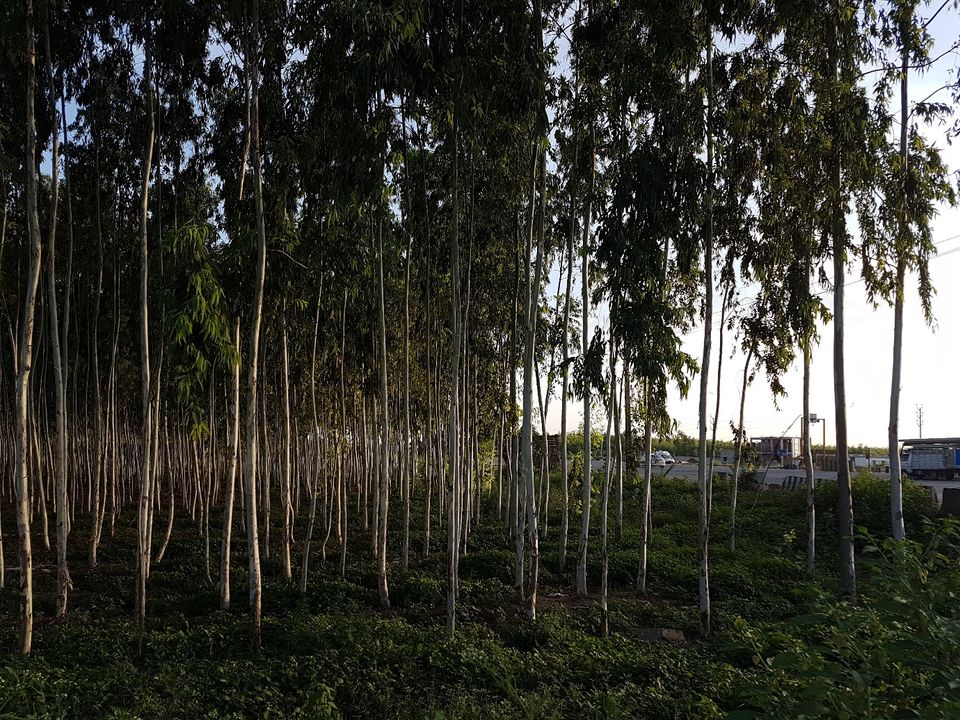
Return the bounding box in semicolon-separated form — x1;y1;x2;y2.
751;436;801;466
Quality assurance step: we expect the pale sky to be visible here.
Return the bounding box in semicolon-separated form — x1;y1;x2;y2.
544;7;960;448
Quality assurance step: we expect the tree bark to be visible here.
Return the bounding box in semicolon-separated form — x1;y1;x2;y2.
135;34;156;628
696;37;714;638
15;0;42;654
888;18;909;543
245;0;266;646
830;16;856;601
301;292;322;593
221;320;241;608
803;340;816;574
43;26;71;620
281;313;293;581
521;141;545;620
375;203;391;610
560;151;575;569
600;348;616;635
446;40;463;630
729;345;753;552
575;129;595;599
637;379;653;594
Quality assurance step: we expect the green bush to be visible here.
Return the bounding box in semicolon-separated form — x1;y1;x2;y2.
730;518;960;719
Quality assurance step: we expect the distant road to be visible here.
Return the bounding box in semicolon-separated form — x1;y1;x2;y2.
604;461;954;505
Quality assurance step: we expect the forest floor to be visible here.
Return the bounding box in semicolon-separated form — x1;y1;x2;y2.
0;474;949;719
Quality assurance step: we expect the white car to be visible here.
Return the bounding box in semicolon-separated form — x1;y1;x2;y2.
641;454;667;467
655;451;676;465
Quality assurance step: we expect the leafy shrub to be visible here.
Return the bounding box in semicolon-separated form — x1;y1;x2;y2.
815;471;937;540
731;518;960;718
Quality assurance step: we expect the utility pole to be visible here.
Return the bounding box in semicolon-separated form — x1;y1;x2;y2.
916;404;923;439
809;415;826;471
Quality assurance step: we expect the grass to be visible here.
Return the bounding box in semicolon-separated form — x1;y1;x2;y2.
0;471;944;718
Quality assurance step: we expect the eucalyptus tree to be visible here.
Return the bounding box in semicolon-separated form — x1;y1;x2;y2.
14;0;42;655
583;0;703;599
718;29;818;557
245;0;268;647
857;0;955;541
824;1;872;599
772;0;895;598
697;31;716;637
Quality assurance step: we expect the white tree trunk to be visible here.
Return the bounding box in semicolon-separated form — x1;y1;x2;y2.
135;37;156;628
221;320;241;609
888;27;909;542
244;0;266;646
576;134;595;599
15;0;42;654
696;37;714;637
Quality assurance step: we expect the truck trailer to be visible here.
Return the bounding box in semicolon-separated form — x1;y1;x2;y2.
900;438;960;481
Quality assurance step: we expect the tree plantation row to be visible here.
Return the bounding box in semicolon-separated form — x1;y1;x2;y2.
0;0;956;658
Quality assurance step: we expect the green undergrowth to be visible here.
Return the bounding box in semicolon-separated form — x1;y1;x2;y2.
0;472;950;718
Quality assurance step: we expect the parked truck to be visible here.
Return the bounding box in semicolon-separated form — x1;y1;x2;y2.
900;438;960;481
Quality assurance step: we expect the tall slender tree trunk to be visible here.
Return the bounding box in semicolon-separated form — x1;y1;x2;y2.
637;379;653;594
521;139;545;621
89;138;105;570
830;18;856;601
729;345;753;552
696;37;715;638
707;291;727;520
803;339;816;574
135;35;156;628
402;211;412;570
220;320;241;609
446;29;463;629
575;131;595;599
245;0;267;647
60;87;75;532
339;291;348;578
600;348;616;636
43;26;71;620
614;361;623;542
15;0;42;654
559;157;575;569
301;292;322;592
375;204;391;610
888;18;909;542
281;314;293;581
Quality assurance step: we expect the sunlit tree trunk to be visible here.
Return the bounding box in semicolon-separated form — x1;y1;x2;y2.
375;204;391;610
245;0;266;646
15;0;42;654
576;130;595;599
696;36;714;638
560;163;574;569
339;290;349;578
221;320;241;609
281;313;293;581
43;26;71;620
154;420;174;563
803;339;816;574
600;348;616;635
729;345;753;552
637;379;653;594
888;16;909;542
402;204;412;570
829;17;856;601
446;119;463;633
135;35;156;628
301;292;322;592
88;138;105;570
707;291;727;520
521;141;545;620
